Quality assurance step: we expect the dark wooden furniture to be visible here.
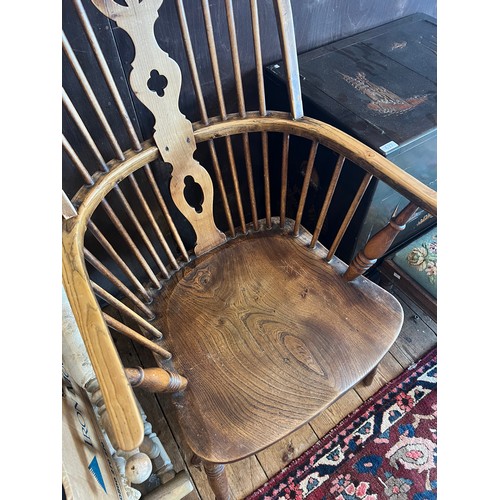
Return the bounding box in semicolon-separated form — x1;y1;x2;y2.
378;227;437;323
265;13;437;263
62;2;437;498
379;260;437;322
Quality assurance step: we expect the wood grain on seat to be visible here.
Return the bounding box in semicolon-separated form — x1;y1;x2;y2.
152;227;403;463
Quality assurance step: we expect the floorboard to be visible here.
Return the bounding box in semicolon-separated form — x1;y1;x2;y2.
114;288;437;499
256;424;319;478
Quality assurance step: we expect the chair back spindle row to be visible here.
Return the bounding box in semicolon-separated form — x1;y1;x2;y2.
62;0;437;453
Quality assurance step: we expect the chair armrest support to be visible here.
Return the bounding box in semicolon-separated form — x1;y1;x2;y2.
343;202;419;282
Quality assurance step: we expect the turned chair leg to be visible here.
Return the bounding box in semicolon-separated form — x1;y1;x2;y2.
191;453;202;468
203;461;231;500
363;364;379;386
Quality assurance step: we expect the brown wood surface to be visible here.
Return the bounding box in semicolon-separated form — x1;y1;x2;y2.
91;0;226;256
309;389;364;439
63;4;438;497
62;218;144;452
379;259;437;323
344;202;419;281
255;424;318;478
62;111;436;463
124;367;188;393
111;330;200;500
203;462;231;500
69;113;437;228
388;292;438;367
68;113;437;227
193;113;438;217
354;347;405;401
115;288;436;499
151;227;403;463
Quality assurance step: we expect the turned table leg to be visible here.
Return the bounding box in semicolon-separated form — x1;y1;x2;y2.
363;364;379;386
203;461;231;500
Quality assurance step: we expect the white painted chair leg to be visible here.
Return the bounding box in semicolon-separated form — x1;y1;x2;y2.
139;407;175;483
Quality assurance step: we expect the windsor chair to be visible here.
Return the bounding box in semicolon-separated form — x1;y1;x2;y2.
62;0;437;498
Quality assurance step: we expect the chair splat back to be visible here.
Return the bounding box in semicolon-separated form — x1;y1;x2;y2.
91;0;226;256
62;0;437;480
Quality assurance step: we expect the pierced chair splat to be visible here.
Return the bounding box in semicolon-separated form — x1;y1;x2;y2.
62;0;437;498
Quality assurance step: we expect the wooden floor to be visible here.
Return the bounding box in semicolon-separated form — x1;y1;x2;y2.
113;286;437;500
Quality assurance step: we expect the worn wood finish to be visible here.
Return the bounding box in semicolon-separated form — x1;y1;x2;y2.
62;4;438;495
91;0;226;256
63;112;436;464
91;281;162;337
203;462;231;500
379;259;437;322
124;367;188;393
151;223;403;463
344;202;419;281
388;291;438;365
192;113;438;217
272;0;303;119
62;222;143;451
256;424;318;478
309;389;364;439
113;289;436;498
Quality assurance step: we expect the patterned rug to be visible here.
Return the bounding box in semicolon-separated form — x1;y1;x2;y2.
247;348;437;500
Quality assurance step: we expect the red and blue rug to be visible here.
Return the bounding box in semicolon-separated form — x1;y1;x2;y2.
247;348;437;500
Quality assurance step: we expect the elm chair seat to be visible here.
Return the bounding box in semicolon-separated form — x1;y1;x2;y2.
152;227;403;463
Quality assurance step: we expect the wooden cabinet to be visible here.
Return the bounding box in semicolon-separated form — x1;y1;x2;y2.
265;13;437;263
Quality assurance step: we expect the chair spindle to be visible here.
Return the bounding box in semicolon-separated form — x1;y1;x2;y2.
103;312;172;360
175;0;236;237
62;31;126;161
84;248;155;319
85;225;153;301
201;0;247;233
91;282;163;339
62;134;94;185
293;141;319;236
62;89;108;170
74;0;190;262
280;133;290;228
272;0;304;120
310;155;346;248
327;172;373;260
